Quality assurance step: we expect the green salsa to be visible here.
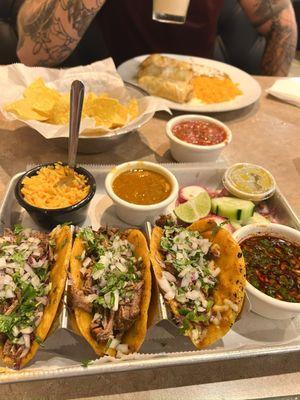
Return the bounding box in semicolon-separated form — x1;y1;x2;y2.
240;235;300;303
229;164;274;195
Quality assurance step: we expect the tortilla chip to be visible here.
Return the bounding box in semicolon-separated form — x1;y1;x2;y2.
5;99;48;121
70;228;151;356
32;97;57;117
5;78;140;129
0;225;72;369
47;94;70;125
150;219;246;349
24;78;60;103
127;99;139;121
85;97;128;129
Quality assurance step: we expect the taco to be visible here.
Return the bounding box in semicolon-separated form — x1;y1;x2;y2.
0;224;72;369
70;226;151;356
150;219;245;349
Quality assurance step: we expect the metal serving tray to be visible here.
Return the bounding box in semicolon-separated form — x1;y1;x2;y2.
0;163;299;383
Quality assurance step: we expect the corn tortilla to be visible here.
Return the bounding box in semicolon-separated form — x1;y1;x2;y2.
150;219;246;349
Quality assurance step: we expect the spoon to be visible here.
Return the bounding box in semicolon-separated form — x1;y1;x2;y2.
68;80;85;169
57;80;85;187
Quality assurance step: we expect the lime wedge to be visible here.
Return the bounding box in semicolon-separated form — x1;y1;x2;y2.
174;191;211;223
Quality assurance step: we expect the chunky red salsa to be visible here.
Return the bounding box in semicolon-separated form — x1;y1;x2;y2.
172;120;227;146
240;235;300;303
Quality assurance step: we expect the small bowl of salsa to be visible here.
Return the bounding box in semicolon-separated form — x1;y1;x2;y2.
166;115;232;163
233;223;300;320
105;161;179;225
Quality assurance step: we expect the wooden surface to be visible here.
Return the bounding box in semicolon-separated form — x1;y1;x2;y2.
0;76;300;399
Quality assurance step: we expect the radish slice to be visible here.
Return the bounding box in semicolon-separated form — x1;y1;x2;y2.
201;215;235;233
206;187;230;198
178;186;208;203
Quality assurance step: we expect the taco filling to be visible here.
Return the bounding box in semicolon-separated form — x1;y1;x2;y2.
151;220;245;347
0;227;59;368
71;227;146;354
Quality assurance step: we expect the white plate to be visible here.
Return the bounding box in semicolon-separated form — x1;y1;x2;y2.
117;54;262;112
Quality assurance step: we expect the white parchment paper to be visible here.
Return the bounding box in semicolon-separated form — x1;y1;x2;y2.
0;58;169;138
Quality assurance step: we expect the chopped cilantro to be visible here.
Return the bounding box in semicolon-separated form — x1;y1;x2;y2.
92;262;105;274
211;220;229;237
13;224;23;235
35;335;45;347
180;317;191;333
178;308;189;316
48;239;56;248
11;251;25;265
78;227;95;245
60;238;68;250
0;314;18;336
61;221;72;226
81;359;93;368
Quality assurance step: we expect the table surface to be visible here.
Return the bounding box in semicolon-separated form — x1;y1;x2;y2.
0;76;300;400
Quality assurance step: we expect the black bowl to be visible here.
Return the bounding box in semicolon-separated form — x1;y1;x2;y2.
15;163;96;229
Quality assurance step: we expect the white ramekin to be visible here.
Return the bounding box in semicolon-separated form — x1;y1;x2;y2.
233;223;300;320
105;161;179;226
166;115;232;163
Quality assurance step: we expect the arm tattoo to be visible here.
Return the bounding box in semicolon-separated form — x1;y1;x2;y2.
261;17;296;76
240;0;297;76
18;0;104;66
251;0;290;28
60;0;104;37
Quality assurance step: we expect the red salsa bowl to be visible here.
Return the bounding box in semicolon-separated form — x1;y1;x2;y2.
166;115;232;163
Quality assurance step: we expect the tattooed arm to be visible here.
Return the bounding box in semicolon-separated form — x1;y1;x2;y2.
17;0;106;66
239;0;297;76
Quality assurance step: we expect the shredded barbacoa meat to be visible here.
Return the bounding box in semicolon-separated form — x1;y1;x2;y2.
75;227;144;350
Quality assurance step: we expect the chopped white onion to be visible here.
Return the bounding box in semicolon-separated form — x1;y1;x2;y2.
181;273;192;288
186;290;200;301
211;267;221;277
163;271;176;283
198;291;208;308
12;326;20;337
35;312;43;327
109;338;120;349
112;289;119;311
116;343;129;354
92;313;101;322
36;296;47;306
213;304;229;313
21;326;33;334
224;298;239;312
20;347;30;358
5;288;15;298
86;293;98;303
23;334;31;348
83;257;92;268
178;266;192;278
0;258;7;268
158;277;175;300
175;293;187;304
191;329;200;341
104;292;111;306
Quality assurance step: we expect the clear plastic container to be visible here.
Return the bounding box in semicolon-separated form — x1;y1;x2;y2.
223;163;276;202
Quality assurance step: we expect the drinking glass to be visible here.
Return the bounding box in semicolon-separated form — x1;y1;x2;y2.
152;0;191;24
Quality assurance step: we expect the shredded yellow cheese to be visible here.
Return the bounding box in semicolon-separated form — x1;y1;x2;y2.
21;163;90;209
191;76;242;104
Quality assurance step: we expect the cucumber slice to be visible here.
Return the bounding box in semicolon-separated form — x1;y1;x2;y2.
211;197;255;222
245;212;270;225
